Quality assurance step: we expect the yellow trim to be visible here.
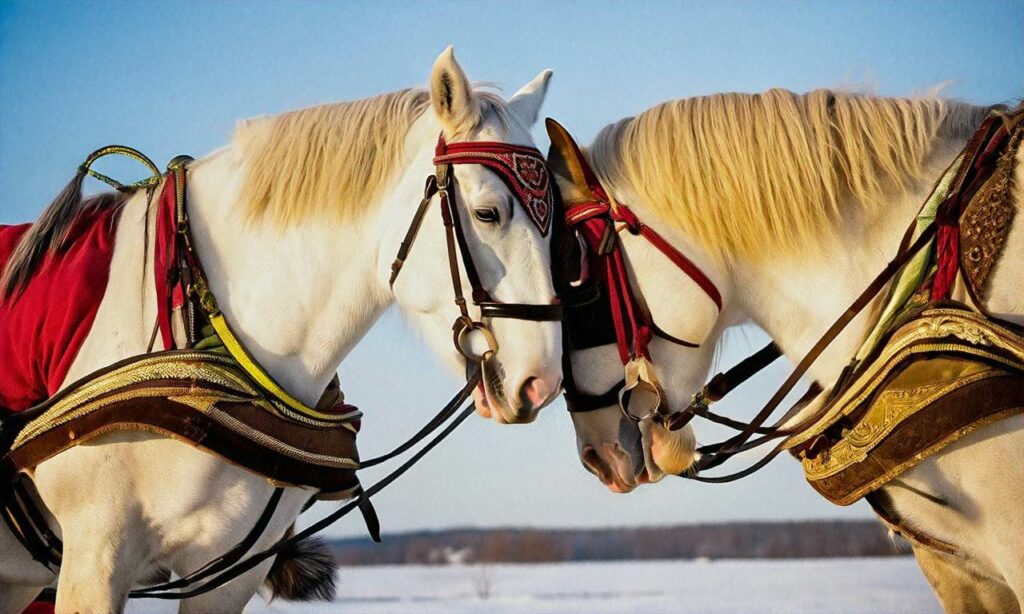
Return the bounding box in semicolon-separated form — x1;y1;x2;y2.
170;160;350;424
208;313;346;422
79;145;162;190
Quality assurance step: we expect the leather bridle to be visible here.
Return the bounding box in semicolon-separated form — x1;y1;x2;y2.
561;196;728;415
390;134;564;365
558;133;958;483
556;132;725;423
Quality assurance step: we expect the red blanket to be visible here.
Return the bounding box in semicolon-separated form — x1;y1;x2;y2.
0;207;121;411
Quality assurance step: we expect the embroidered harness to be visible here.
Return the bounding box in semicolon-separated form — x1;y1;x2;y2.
557;106;1024;553
1;133;562;597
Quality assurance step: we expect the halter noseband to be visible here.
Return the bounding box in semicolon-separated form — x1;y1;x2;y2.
389;134;563;363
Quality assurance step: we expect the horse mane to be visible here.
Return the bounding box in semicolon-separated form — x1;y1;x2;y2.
1;181;130;300
235;87;510;227
1;87;510;299
588;88;991;264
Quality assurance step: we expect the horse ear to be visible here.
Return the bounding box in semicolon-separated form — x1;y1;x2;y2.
430;46;480;135
545;118;596;202
508;69;553;127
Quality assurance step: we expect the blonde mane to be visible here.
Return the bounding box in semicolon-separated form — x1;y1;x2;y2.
589;88;988;263
236;89;429;226
236;88;513;227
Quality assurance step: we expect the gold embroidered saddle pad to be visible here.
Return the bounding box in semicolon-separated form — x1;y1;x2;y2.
790;306;1024;506
6;351;363;493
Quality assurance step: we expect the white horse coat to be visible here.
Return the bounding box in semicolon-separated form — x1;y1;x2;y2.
560;94;1024;611
1;48;560;614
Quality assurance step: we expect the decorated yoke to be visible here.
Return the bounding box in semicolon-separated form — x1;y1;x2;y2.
1;154;366;567
787;106;1024;530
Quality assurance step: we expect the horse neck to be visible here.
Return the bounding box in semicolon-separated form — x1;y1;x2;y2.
182;132;435;405
729;135;970;390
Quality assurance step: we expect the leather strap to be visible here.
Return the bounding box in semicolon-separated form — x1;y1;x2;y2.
682;223;938;481
564;378;626;413
389;176;439;286
704;343;783;402
129;488;284;596
131;369;481;600
866;490;960;556
479;301;564;321
662;342;783;431
612;204;722;310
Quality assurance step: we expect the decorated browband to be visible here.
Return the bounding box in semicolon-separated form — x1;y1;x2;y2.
433;138;554;237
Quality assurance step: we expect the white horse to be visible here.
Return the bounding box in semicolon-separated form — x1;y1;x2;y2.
552;90;1024;611
0;48;561;613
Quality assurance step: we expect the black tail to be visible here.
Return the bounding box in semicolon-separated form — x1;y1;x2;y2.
264;534;337;602
0;172;125;300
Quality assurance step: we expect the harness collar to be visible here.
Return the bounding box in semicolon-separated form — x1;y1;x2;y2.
157;161;356;423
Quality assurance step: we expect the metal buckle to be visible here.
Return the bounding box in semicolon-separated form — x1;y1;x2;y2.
453;316;499;362
435;164;450;192
618;376;664;423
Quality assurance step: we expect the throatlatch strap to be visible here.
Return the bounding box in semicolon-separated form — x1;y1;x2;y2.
611;204;722;311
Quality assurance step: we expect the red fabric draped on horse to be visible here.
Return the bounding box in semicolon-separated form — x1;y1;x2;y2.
0;206;122;412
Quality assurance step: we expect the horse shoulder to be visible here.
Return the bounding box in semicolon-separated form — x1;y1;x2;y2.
887;414;1024;601
61;189;160;385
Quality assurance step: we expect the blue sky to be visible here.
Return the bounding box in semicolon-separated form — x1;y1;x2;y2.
2;1;1021;538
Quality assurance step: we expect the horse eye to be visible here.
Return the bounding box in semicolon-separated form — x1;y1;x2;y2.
473;207;501;224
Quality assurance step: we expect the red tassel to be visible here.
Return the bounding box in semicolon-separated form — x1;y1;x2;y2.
931;223;959;301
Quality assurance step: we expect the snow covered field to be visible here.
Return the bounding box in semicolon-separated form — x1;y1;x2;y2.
237;557;939;614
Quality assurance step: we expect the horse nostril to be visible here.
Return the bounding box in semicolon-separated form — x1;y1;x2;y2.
519;377;551;412
581;445;613;484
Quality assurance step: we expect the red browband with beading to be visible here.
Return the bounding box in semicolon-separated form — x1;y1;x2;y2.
433;137;553;236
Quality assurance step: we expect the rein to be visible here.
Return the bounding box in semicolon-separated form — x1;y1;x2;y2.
679;224;938;482
126;368;481;600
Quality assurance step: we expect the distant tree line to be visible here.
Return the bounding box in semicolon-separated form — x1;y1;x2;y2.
327;520;909;566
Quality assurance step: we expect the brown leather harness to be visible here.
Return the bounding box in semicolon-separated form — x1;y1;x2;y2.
561;104;1022;487
1;132;563;599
